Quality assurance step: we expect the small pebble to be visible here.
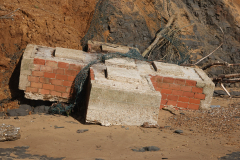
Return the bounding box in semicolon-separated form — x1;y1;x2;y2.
125;127;129;130
14;117;19;119
174;130;183;134
77;129;89;133
121;126;125;128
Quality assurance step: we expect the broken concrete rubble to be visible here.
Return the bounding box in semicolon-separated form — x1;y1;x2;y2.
18;43;215;126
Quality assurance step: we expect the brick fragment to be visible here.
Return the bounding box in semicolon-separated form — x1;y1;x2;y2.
161;89;172;94
156;76;163;83
177;102;188;108
55;85;66;92
172;90;183;96
50;79;63;86
39;89;50;95
40;78;50;84
194;93;205;100
28;76;39;82
182;92;195;98
192;87;203;93
69;64;82;70
68;76;75;82
178;96;189;103
65;70;78;76
56;74;68;81
62;93;70;98
188;104;200;110
58;62;69;69
185;80;197;86
50;91;61;97
53;68;65;75
41;66;53;72
163;77;174;83
180;86;192;92
26;87;38;93
33;64;41;71
46;60;58;68
169;84;181;90
167;95;178;101
63;81;72;87
189;98;201;104
167;100;177;106
34;58;45;65
160;83;169;89
43;84;54;90
161;100;167;105
32;71;44;77
31;82;42;89
44;72;56;79
174;78;186;85
161;93;168;99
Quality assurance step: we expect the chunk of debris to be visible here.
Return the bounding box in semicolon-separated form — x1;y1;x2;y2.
132;146;160;152
0;124;21;141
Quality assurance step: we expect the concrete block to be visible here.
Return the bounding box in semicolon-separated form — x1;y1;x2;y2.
19;74;30;90
106;66;142;83
105;58;136;69
55;47;86;61
153;61;202;80
21;58;34;71
23;44;35;58
86;82;161;126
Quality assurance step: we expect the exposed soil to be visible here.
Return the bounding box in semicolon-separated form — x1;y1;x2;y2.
0;0;97;105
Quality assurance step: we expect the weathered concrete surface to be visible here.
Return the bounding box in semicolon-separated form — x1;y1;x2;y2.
55;47;86;62
86;82;161;126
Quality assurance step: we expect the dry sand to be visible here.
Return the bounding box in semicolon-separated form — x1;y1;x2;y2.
1;96;240;160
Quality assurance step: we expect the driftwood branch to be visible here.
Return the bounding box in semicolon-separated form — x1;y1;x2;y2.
201;62;240;70
193;42;223;65
0;8;20;20
142;14;177;57
220;83;231;98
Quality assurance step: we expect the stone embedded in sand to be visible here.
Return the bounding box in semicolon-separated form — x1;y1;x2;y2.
0;124;21;142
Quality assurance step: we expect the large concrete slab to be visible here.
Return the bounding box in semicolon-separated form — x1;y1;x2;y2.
86;82;161;126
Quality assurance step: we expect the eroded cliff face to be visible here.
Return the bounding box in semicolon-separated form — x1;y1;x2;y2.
0;0;240;106
83;0;240;75
0;0;97;105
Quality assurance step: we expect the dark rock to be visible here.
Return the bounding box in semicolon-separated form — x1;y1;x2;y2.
0;146;64;159
14;116;19;119
211;105;221;108
95;159;105;160
230;91;240;96
19;104;32;111
76;129;89;133
33;105;50;114
125;127;129;130
219;152;240;160
7;108;28;116
164;126;171;129
180;113;185;115
54;125;64;129
214;90;228;96
233;116;240;119
174;130;183;134
132;146;160;152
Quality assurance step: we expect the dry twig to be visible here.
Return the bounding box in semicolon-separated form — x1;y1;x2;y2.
142;14;177;57
0;8;20;20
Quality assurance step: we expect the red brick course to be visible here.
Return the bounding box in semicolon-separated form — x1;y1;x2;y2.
150;75;205;110
25;57;85;100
